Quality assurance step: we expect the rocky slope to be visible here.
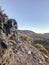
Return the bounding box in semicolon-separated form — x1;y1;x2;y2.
0;10;49;65
18;30;49;51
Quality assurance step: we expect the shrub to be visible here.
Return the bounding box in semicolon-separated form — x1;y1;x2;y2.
20;35;30;41
34;44;48;54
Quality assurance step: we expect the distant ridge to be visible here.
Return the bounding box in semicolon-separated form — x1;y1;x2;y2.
18;30;49;38
18;30;36;35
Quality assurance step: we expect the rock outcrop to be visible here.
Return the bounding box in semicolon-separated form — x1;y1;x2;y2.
0;8;18;65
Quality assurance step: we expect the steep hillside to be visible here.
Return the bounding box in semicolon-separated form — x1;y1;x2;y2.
0;9;49;65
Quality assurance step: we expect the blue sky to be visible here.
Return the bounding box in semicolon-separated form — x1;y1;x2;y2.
0;0;49;33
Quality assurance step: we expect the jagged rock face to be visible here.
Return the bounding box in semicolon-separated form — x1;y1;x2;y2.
7;19;18;41
0;13;18;65
6;19;17;33
0;43;15;65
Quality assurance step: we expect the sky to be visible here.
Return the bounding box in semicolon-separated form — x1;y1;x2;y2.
0;0;49;33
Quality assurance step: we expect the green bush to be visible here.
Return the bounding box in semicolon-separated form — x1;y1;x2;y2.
34;44;48;54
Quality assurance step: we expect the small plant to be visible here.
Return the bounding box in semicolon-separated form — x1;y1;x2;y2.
20;35;30;41
34;44;48;54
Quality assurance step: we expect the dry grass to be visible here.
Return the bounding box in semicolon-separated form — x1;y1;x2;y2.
34;44;48;54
